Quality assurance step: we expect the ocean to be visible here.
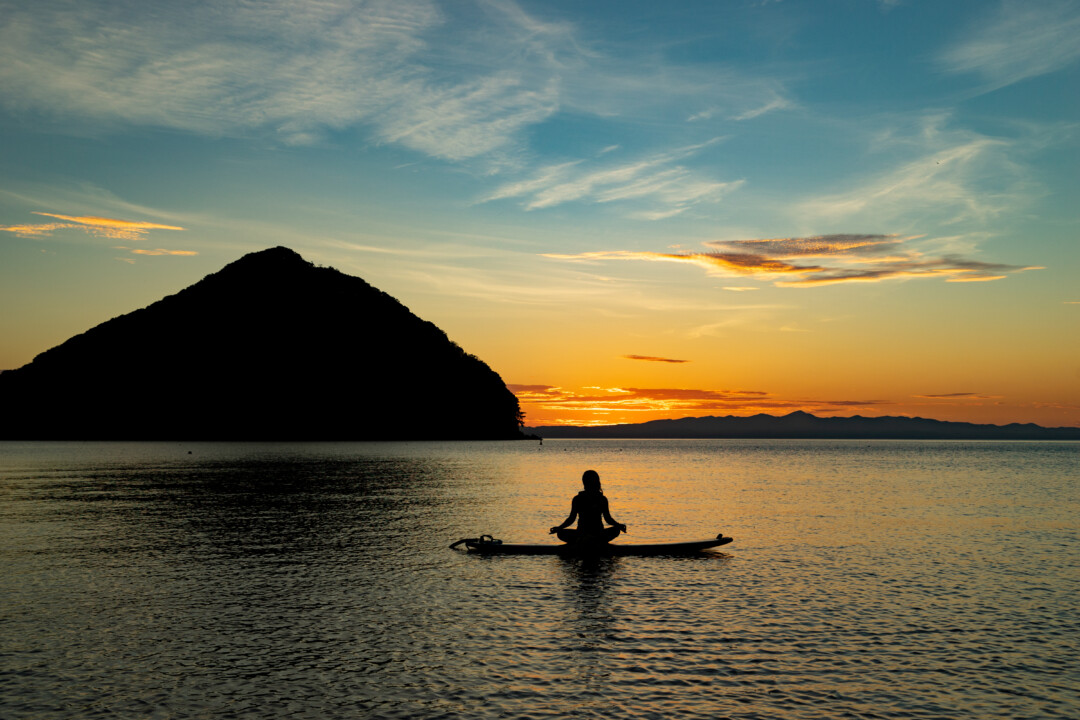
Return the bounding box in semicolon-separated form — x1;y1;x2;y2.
2;439;1077;719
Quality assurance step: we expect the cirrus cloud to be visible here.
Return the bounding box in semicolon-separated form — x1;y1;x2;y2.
940;1;1080;92
117;247;199;257
481;139;743;218
1;211;194;257
0;0;564;161
545;233;1042;287
0;0;789;173
1;212;185;241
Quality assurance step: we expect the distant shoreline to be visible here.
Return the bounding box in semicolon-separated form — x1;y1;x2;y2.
526;411;1080;440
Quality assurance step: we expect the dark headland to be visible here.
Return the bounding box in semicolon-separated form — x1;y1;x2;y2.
0;247;526;440
527;411;1080;440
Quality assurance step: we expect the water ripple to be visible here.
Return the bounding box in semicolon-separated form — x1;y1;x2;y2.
2;440;1078;719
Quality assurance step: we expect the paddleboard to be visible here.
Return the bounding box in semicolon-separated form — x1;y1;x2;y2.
453;534;733;556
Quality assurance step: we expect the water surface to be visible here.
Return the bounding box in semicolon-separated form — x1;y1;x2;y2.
2;440;1078;718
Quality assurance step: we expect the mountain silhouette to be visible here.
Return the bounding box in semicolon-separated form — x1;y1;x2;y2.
527;410;1080;440
0;247;525;440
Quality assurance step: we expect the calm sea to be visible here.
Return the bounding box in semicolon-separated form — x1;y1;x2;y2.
2;439;1077;719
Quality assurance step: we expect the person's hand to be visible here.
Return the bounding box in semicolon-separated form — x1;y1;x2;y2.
549;526;559;534
619;523;628;533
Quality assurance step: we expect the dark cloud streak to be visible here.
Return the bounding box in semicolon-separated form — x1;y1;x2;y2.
623;354;689;363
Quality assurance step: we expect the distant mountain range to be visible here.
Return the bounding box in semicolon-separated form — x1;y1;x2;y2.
527;411;1080;440
0;247;525;440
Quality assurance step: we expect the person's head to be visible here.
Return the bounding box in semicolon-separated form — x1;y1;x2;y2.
582;469;601;492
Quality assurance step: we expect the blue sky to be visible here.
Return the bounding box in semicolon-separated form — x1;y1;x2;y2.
1;0;1078;426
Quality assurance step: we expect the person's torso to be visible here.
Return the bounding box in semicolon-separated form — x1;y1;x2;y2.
573;491;607;530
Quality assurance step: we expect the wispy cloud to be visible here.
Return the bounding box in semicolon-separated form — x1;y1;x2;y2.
710;234;905;258
1;211;194;258
689;91;792;122
730;93;793;121
1;212;185;241
0;0;789;175
544;233;1042;287
0;0;568;162
115;247;199;256
570;60;792;128
623;355;689;364
0;185;195;228
35;213;184;240
800;134;1013;228
914;392;1002;400
793;111;1069;239
940;1;1080;92
0;222;71;238
483;140;742;217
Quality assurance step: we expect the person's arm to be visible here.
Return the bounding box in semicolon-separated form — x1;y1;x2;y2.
548;498;583;533
549;499;578;534
601;496;628;532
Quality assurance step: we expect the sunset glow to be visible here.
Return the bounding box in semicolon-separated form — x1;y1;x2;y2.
1;0;1077;429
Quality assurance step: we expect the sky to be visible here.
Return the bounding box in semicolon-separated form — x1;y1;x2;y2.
1;0;1078;428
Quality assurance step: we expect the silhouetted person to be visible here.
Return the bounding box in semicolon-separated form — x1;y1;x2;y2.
550;470;627;544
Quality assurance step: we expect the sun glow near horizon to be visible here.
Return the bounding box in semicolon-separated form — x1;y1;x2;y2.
511;383;1080;428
